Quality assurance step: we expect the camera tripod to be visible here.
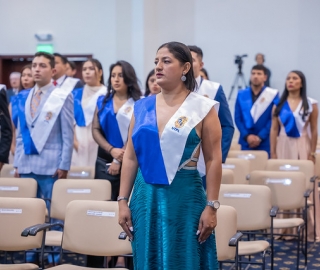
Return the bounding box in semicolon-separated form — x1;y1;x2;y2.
228;63;248;100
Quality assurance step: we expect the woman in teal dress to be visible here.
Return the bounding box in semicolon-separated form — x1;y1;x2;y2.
118;42;222;270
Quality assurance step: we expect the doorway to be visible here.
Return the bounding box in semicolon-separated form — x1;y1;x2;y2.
0;54;92;88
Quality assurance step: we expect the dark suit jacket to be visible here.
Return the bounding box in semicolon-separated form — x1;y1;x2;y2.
6;89;15;104
215;85;235;162
0;88;12;163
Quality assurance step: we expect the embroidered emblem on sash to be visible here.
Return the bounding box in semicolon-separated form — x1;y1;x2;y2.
260;97;265;103
124;106;132;114
203;94;209;98
45;112;53;121
175;116;188;128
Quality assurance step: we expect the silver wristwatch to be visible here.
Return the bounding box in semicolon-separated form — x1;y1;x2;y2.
206;200;220;210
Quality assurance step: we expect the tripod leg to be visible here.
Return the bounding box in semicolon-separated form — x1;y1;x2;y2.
228;74;241;100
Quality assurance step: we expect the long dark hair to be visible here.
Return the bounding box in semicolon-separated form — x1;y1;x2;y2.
144;69;155;97
103;61;141;105
19;64;34;91
274;70;309;121
83;58;104;85
157;42;196;91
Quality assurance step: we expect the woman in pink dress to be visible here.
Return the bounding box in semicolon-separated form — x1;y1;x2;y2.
270;70;319;241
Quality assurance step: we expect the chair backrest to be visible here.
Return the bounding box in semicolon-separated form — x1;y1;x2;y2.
215;205;237;261
0;178;37;198
50;179;111;220
249;170;305;210
67;166;95;179
315;151;320;178
229;142;241;151
228;150;268;171
266;159;314;189
0;164;15;178
62;200;132;256
219;184;271;231
221;169;234;184
223;158;250;184
0;197;45;251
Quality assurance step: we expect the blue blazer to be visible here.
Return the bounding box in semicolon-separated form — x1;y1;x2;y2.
234;87;279;155
215;85;234;162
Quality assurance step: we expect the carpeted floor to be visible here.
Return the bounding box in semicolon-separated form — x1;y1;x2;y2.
1;239;319;269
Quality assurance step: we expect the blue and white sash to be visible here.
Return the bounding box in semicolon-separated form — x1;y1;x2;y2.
132;92;219;185
73;85;107;127
196;79;220;100
0;84;6;90
17;90;38;154
250;87;278;124
22;87;70;154
12;89;30;128
280;97;317;137
97;96;134;148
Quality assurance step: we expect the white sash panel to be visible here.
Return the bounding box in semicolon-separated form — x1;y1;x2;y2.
61;77;79;94
197;80;220;100
295;97;318;135
160;92;219;184
0;84;6;90
83;85;107;126
31;87;69;153
250;87;278;124
116;98;135;145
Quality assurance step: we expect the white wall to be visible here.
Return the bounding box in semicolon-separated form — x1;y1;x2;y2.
1;0;320;113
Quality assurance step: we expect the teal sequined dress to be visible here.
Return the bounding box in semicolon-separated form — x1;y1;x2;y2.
130;129;218;270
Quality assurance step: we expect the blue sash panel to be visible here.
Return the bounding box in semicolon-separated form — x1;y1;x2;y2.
97;96;124;148
279;101;300;138
132;95;169;185
11;95;18;128
239;88;254;129
17;90;38;155
72;87;86;127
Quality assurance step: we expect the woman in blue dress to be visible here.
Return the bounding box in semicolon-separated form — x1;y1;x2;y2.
118;42;222;270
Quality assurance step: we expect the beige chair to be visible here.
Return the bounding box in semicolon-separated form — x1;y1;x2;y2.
0;197;46;270
0;178;37;198
228;150;268;171
67;166;95;179
31;200;131;269
249;170;307;269
266;159;317;241
216;205;242;268
223;158;250;184
221;169;234;184
229;142;241;151
0;164;15;178
38;179;112;262
219;184;274;270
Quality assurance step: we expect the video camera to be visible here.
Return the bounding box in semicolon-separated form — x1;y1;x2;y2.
234;54;248;66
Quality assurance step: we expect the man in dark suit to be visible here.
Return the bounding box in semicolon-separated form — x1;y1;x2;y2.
52;53;83;92
0;84;12;171
6;72;21;103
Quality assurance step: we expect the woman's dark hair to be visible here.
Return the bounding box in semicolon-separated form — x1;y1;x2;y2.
157;42;196;91
19;64;34;90
103;61;142;104
274;70;309;121
200;68;209;80
144;69;155;97
83;58;104;85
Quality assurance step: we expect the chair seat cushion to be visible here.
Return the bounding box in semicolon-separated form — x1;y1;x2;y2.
49;265;128;270
273;218;304;229
238;240;269;256
0;263;39;270
45;230;63;246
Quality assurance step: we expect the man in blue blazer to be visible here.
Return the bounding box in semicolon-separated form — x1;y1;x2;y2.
189;45;234;162
235;65;279;156
188;46;234;189
14;52;74;264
